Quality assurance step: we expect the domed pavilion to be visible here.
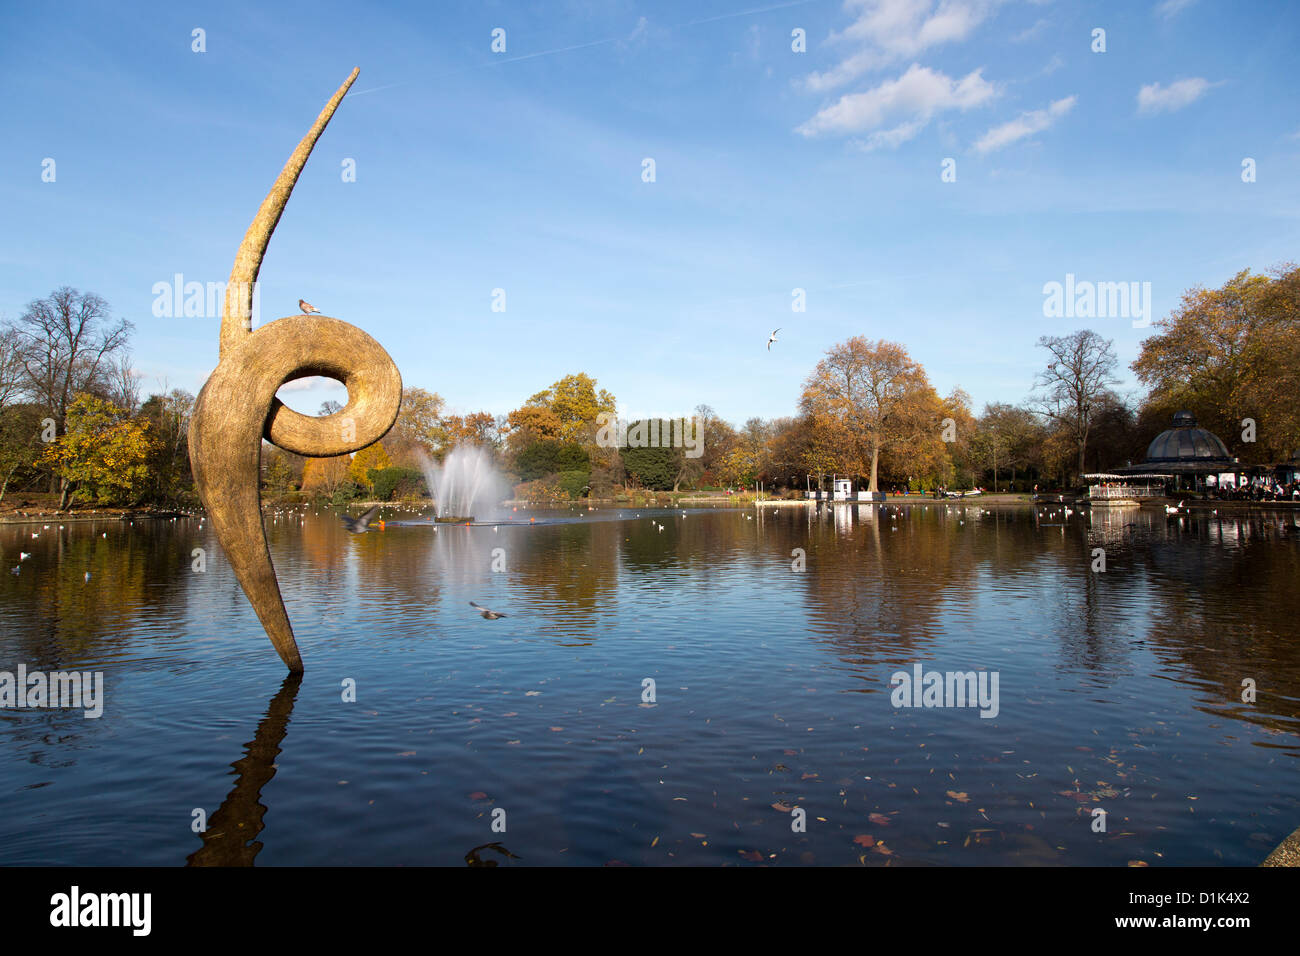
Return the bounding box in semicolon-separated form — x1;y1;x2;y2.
1117;410;1237;493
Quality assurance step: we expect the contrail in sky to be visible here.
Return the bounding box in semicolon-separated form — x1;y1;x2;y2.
348;0;822;98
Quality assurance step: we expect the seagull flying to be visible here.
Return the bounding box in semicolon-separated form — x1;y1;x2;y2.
298;299;321;314
469;601;507;620
767;328;781;351
341;505;381;534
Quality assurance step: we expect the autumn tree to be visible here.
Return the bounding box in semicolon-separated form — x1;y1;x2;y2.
349;441;392;493
385;387;447;465
263;453;296;497
442;411;499;449
972;403;1041;491
1031;329;1120;481
1133;265;1300;463
693;404;737;487
525;373;617;444
801;337;943;493
300;456;351;499
39;393;156;506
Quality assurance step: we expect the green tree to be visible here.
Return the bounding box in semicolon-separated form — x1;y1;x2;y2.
622;420;677;490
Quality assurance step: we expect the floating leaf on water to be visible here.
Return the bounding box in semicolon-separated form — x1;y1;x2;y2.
739;850;764;862
772;801;795;812
469;791;488;800
946;791;970;803
853;834;875;847
869;812;891;826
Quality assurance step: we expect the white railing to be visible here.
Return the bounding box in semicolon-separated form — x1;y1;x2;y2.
1089;484;1163;499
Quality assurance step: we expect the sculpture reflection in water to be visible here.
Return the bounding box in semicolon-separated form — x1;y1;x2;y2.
187;673;301;867
186;674;520;866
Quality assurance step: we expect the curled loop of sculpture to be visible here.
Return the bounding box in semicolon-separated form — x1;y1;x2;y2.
189;69;402;672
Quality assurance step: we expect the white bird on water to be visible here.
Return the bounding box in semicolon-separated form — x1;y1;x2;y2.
767;328;781;351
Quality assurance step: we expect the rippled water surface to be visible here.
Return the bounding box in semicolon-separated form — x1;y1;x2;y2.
2;503;1297;866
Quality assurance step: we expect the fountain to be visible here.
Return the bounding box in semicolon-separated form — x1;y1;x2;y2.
418;445;510;522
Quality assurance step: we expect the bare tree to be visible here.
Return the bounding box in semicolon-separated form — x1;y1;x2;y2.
1031;330;1120;480
0;325;24;408
107;353;142;414
0;326;40;502
12;287;133;430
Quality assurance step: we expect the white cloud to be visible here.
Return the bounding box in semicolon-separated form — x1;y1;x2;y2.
1011;18;1048;43
277;376;343;393
1137;77;1211;114
1156;0;1195;19
798;63;997;141
973;94;1075;153
803;0;1001;92
861;117;930;150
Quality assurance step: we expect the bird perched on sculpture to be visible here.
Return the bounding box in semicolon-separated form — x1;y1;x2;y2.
298;299;321;314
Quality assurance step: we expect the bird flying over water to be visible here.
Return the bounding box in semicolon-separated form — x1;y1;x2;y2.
767;328;781;350
469;601;507;619
341;505;381;534
298;299;321;314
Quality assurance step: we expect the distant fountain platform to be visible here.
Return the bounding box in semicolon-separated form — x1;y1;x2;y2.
420;445;510;523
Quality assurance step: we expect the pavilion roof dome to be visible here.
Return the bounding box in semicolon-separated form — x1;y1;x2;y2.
1144;410;1232;464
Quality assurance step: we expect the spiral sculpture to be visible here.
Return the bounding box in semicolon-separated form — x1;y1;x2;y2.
189;68;402;672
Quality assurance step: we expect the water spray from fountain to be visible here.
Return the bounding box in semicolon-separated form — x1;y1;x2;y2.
418;445;510;521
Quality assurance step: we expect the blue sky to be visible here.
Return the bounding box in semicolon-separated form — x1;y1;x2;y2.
2;0;1297;427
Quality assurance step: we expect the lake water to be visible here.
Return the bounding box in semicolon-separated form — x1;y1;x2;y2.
1;503;1297;866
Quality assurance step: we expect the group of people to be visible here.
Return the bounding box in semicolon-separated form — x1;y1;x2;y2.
1211;479;1300;502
